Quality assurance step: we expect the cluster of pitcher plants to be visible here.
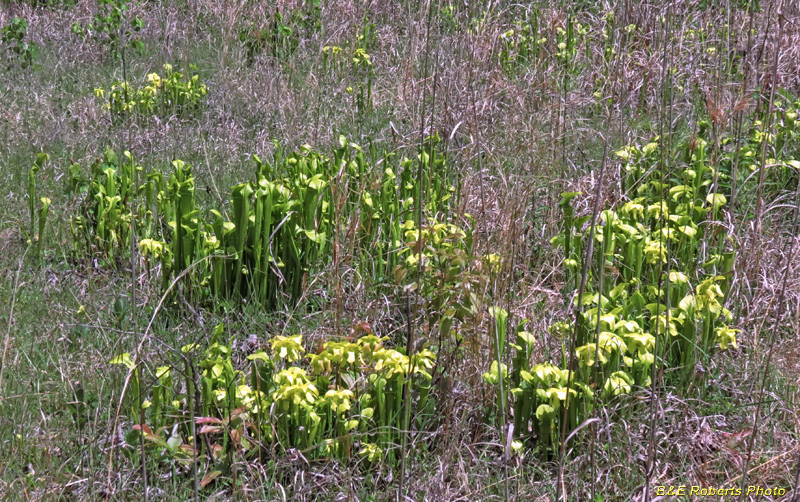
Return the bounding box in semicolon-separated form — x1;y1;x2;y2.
111;323;436;465
94;63;208;122
68;135;454;310
484;127;747;452
65;63;798;464
56;88;800;462
80;133;468;466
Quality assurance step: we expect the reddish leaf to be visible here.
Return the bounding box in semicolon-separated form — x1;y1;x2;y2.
132;424;153;436
200;470;222;488
229;406;248;418
195;417;224;425
199;425;222;434
209;443;223;461
353;322;372;335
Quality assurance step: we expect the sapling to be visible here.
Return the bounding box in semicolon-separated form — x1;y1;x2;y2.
2;17;37;68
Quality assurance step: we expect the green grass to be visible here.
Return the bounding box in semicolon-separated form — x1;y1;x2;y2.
1;0;799;499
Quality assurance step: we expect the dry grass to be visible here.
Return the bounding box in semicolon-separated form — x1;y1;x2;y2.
1;0;799;500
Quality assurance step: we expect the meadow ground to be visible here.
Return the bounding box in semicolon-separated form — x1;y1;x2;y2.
1;0;799;500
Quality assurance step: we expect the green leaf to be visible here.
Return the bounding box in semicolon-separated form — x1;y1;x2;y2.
247;351;271;362
35;152;49;169
166;435;182;451
110;352;134;370
559;191;581;207
536;403;555;421
517;331;535;346
489;306;508;356
304;229;326;244
706;193;727;211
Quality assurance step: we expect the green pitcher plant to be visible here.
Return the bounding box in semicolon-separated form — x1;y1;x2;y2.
108;324;437;463
69;136;456;311
485;127;750;452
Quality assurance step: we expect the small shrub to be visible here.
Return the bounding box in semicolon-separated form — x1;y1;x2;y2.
2;17;37;68
71;0;145;59
239;1;321;66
